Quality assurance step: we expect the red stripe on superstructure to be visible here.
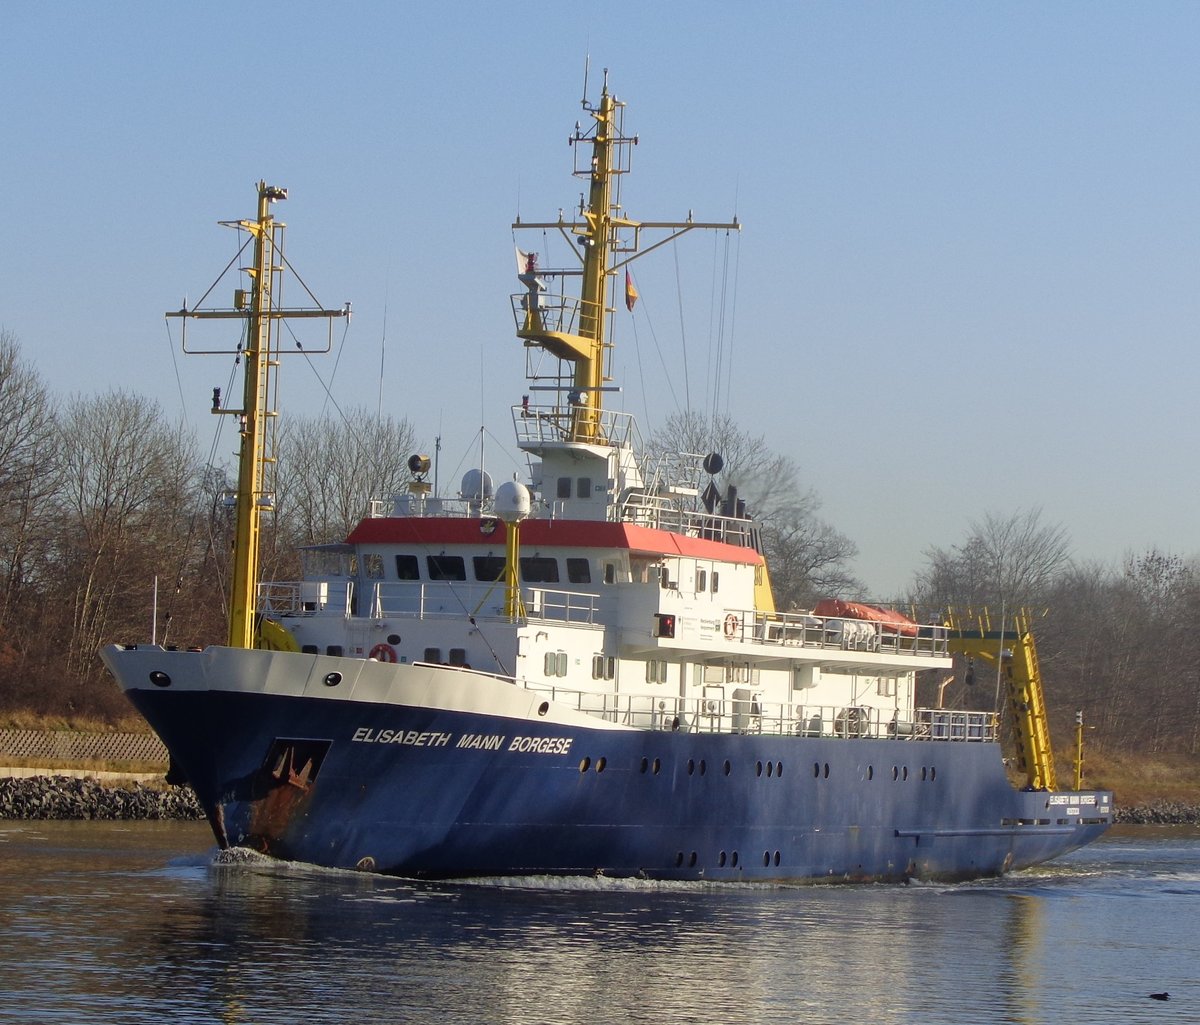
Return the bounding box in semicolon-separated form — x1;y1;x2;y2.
344;518;762;565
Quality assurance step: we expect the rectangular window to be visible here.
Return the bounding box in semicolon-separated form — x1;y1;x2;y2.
395;554;420;580
712;571;720;594
545;651;569;677
363;553;384;579
423;647;441;663
696;568;707;593
520;557;559;583
449;648;467;667
473;556;506;581
591;654;615;680
577;477;591;498
646;660;669;684
567;558;591;583
426;555;466;581
557;477;572;499
604;562;617;585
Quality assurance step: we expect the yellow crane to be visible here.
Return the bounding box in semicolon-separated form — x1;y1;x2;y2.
944;608;1057;791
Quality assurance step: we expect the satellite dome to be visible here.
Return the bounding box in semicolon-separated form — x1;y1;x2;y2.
460;469;494;501
494;480;532;523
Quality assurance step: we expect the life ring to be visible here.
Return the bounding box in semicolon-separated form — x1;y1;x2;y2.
369;643;397;663
723;614;739;638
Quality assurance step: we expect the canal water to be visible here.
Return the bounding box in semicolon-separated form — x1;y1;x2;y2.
0;822;1196;1024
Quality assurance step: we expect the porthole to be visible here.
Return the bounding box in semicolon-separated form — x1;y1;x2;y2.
687;759;696;776
689;851;697;868
719;851;728;867
596;757;607;773
699;759;707;775
766;761;774;777
921;766;928;781
653;758;661;775
763;851;771;867
537;701;550;717
776;761;783;777
892;766;900;781
756;761;764;778
813;762;820;778
579;757;591;773
723;759;731;776
867;765;874;780
823;762;830;779
902;766;909;781
774;851;781;867
323;672;342;687
931;766;937;782
640;757;649;774
731;851;739;867
675;851;684;867
149;670;171;688
386;633;401;645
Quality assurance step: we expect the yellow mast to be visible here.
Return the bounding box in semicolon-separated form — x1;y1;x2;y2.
168;181;348;649
515;75;739;442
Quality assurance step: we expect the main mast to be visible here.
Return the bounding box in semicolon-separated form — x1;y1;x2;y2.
168;182;348;649
514;74;739;443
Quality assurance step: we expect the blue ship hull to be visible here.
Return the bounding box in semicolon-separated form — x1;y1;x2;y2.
125;685;1111;883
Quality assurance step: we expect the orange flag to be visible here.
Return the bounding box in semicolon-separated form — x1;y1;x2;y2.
625;270;639;312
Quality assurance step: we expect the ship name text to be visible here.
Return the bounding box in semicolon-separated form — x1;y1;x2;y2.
350;727;574;755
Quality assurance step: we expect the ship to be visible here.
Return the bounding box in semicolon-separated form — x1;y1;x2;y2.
102;76;1112;882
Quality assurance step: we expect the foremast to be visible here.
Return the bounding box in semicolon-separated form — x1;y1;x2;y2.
513;73;739;443
168;182;348;649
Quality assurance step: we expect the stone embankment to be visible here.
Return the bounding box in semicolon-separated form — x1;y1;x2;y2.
1113;802;1200;825
0;775;202;820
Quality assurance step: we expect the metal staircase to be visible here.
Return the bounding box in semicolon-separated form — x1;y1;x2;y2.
944;608;1057;790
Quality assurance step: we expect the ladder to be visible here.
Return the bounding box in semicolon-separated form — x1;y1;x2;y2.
944;608;1057;791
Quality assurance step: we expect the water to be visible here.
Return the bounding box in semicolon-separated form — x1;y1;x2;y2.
0;823;1196;1025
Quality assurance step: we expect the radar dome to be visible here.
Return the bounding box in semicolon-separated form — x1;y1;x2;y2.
460;469;494;502
494;480;532;523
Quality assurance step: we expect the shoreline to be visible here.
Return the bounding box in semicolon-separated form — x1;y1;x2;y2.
1;772;1197;825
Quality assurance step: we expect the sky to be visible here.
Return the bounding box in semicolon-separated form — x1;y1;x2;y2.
3;1;1199;598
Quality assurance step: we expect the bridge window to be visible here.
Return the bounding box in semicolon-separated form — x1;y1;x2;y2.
426;555;466;580
556;477;572;499
696;568;707;593
395;555;420;580
577;477;592;498
363;553;384;579
520;557;559;583
604;562;617;584
544;651;568;677
473;556;506;581
567;558;591;583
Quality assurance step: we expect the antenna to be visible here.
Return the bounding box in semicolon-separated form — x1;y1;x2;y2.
581;54;590;107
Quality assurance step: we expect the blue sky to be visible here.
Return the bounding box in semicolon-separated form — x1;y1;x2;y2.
3;2;1199;597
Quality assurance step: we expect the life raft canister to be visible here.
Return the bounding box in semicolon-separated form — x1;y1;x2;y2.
369;643;398;662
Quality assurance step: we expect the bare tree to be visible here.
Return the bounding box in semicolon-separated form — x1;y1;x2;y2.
909;507;1072;612
0;331;59;633
274;407;419;546
49;391;200;708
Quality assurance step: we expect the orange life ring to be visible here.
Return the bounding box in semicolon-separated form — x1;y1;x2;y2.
369;643;397;662
723;614;739;638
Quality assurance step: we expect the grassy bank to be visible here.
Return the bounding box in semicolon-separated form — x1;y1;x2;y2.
1085;750;1200;807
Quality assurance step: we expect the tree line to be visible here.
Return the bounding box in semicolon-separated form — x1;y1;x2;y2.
0;331;414;718
2;329;1195;765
